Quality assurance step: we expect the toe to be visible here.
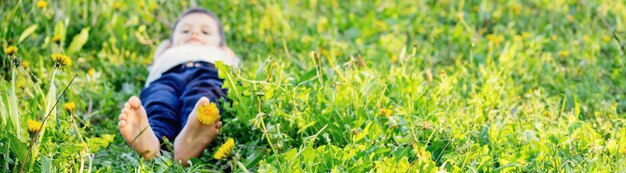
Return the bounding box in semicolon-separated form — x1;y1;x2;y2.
119;120;127;128
200;96;209;101
198;97;210;105
122;109;130;115
119;113;127;120
124;102;130;109
216;121;223;129
191;97;211;110
129;96;142;109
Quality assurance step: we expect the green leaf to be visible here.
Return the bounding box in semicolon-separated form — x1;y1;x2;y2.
101;134;115;143
43;82;57;131
215;61;230;79
53;21;66;44
2;134;10;173
18;25;38;43
284;148;297;160
301;146;316;163
367;123;382;141
86;134;116;153
8;68;21;141
298;69;317;84
0;91;7;128
6;132;27;162
373;147;390;155
244;148;264;168
573;94;580;117
353;122;371;142
41;156;51;173
67;27;90;54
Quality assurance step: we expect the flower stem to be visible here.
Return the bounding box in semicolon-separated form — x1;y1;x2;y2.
233;157;250;173
20;74;78;173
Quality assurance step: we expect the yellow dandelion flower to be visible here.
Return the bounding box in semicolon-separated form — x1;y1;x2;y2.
522;32;531;39
36;1;48;9
17;80;25;88
551;35;557;41
21;61;29;68
582;35;590;42
543;112;551;117
559;50;569;57
51;53;71;67
213;138;235;160
478;28;487;36
373;20;386;31
113;2;122;9
390;55;397;63
379;108;393;117
88;68;95;77
487;34;495;41
455;12;464;20
64;102;76;113
52;35;61;43
566;15;574;22
417;27;425;34
4;46;18;56
27;120;43;133
511;4;522;15
602;35;611;43
487;34;504;44
197;102;219;125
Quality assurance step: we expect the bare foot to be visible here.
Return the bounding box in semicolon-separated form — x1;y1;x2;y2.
119;96;161;159
174;97;222;165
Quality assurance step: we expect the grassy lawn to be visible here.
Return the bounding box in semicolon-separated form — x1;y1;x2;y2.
1;0;626;172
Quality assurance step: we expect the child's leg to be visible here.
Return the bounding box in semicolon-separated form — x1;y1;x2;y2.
178;66;226;126
118;96;161;159
119;71;186;160
139;74;185;143
173;64;225;165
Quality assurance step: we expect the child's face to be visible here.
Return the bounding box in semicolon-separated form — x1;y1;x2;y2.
172;13;221;47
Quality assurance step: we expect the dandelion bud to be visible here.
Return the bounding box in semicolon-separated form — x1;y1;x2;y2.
4;46;17;56
602;35;611;43
36;1;48;9
379;108;393;117
88;68;95;77
64;102;76;113
21;61;29;68
52;35;62;44
558;50;569;57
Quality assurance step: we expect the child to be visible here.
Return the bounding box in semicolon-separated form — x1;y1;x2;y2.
118;7;239;164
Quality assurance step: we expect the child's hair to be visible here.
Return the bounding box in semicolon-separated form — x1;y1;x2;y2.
169;7;226;46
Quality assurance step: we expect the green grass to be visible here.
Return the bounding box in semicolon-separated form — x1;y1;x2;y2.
1;0;626;172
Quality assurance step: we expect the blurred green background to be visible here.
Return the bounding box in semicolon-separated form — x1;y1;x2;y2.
1;0;625;172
